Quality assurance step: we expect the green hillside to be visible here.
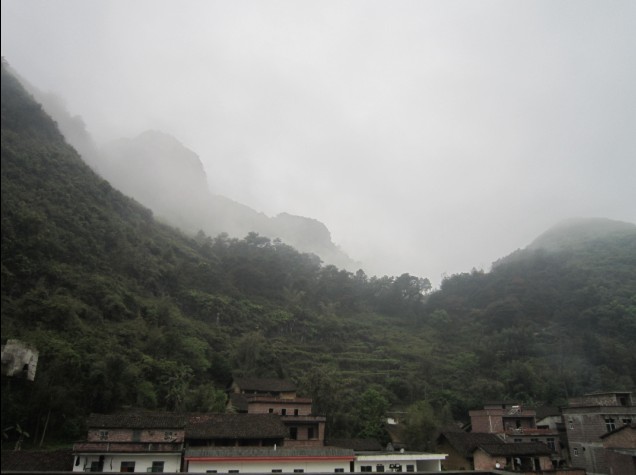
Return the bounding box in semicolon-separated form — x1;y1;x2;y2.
2;61;635;449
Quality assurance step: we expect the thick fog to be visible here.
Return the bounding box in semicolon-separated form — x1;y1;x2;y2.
2;0;635;285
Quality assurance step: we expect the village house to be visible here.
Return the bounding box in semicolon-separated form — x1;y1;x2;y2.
228;377;326;447
436;431;503;471
73;411;446;473
351;450;445;473
563;391;635;475
472;441;552;471
469;401;564;467
72;413;186;472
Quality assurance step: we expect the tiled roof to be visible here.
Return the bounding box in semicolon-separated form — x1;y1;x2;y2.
0;449;73;471
186;447;355;458
327;438;384;451
87;412;187;429
187;413;287;439
232;377;297;393
439;432;502;458
477;442;552;456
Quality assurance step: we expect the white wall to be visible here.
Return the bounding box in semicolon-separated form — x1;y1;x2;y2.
353;453;444;473
73;453;181;472
187;459;351;473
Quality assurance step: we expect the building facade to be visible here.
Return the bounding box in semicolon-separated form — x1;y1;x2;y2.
563;391;635;475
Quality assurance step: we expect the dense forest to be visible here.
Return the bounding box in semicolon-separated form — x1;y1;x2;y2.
2;61;635;450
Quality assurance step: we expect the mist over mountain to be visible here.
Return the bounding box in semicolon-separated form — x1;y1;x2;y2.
528;217;636;252
492;217;636;270
15;75;359;272
98;130;359;270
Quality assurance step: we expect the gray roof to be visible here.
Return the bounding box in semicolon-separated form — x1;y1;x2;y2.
438;432;502;458
477;442;552;456
87;412;187;429
187;413;287;439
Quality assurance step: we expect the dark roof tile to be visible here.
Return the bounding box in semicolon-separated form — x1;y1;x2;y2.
187;413;287;439
439;432;502;457
87;412;187;429
477;442;552;456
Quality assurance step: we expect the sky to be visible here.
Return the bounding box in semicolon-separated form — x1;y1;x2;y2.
2;0;635;285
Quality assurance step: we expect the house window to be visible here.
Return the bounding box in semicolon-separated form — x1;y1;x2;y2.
376;464;385;472
547;438;556;451
290;427;298;440
605;418;616;432
406;465;415;472
151;461;165;473
206;471;217;473
514;438;522;443
120;461;136;472
272;470;282;473
90;461;101;472
281;409;287;415
335;469;345;473
293;470;304;473
229;471;239;473
573;447;579;456
361;466;372;472
164;431;174;441
308;427;315;439
98;430;108;440
294;409;299;416
622;418;632;425
269;408;274;414
132;429;142;442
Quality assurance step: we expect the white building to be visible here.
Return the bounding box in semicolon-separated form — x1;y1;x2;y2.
185;447;355;473
353;451;446;473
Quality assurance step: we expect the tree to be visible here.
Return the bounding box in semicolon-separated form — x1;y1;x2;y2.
351;388;390;442
402;400;440;451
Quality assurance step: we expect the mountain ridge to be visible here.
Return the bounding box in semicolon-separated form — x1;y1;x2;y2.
528;217;636;252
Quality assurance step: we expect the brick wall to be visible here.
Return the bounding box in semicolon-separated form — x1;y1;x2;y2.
87;428;184;443
473;450;506;470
